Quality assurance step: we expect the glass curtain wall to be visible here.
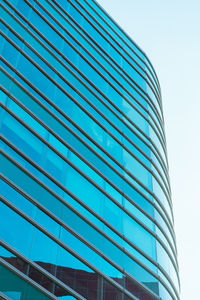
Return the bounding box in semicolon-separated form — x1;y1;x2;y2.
0;0;179;299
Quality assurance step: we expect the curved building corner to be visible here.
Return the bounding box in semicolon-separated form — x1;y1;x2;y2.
0;0;179;299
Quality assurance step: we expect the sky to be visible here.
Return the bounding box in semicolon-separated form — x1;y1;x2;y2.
97;1;200;299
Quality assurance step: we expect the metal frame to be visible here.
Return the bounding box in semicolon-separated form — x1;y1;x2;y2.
28;0;168;159
0;75;176;249
0;129;179;279
0;195;142;300
2;58;173;230
43;0;164;135
90;0;161;90
0;100;178;270
0;258;59;300
0;11;171;203
68;0;161;108
0;172;180;300
0;291;12;300
0;0;180;298
0;29;172;210
84;0;161;95
0;193;178;300
1;0;171;188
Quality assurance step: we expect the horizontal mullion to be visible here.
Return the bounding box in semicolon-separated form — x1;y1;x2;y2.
1;167;161;286
0;142;179;290
1;0;171;189
0;97;157;240
0;75;175;247
1;166;175;293
1;84;177;257
0;193;152;300
24;0;168;162
38;0;159;109
0;174;172;289
0;14;171;197
0;81;176;249
0;41;172;216
0;175;179;299
0;144;178;293
0;115;179;273
69;0;161;103
0;240;86;300
0;25;172;204
45;0;165;137
0;66;175;240
0;193;145;299
0;291;12;300
82;0;162;106
0;258;58;300
0;132;176;269
84;0;161;94
70;0;162;111
0;190;178;300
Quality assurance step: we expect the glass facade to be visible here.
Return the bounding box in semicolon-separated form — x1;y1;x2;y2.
0;0;179;299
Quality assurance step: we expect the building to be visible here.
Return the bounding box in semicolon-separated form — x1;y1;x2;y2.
0;0;179;299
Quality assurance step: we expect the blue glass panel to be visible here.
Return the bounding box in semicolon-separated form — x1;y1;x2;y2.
0;84;162;222
0;264;52;300
0;143;174;283
0;0;179;298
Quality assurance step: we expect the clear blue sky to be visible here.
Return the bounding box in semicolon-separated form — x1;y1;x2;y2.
98;0;200;299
